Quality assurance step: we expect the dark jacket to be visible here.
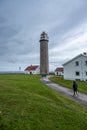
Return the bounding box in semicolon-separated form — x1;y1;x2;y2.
73;81;78;91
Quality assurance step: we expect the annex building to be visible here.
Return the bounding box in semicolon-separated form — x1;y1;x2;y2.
63;52;87;81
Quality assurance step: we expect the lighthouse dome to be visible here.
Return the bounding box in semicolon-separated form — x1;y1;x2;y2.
40;31;49;41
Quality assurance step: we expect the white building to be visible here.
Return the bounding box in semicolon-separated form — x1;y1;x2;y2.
63;52;87;81
24;65;40;74
55;67;64;76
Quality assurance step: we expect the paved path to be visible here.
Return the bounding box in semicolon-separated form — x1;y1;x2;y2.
41;77;87;107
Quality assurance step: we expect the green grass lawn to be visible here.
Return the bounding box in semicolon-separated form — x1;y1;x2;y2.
0;74;87;130
49;76;87;94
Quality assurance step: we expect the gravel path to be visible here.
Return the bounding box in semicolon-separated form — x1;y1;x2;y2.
41;77;87;107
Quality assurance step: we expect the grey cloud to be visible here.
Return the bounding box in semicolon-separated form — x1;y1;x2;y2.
0;38;39;60
0;26;21;39
49;1;87;49
0;46;8;55
6;58;17;64
0;24;22;57
0;17;6;23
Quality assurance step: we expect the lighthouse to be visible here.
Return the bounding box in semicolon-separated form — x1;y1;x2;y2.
39;32;49;75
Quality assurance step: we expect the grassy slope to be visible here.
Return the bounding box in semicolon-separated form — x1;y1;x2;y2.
49;76;87;94
0;74;87;130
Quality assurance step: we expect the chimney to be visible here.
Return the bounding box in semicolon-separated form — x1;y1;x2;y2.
83;52;87;55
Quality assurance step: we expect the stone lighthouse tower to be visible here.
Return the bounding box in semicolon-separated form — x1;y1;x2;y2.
39;32;49;75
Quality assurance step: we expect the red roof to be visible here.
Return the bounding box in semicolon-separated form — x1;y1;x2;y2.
25;65;39;71
55;67;64;72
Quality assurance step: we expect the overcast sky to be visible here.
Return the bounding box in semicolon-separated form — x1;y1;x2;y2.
0;0;87;71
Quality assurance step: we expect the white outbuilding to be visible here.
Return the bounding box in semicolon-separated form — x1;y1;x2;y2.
63;52;87;81
25;65;40;74
55;67;64;76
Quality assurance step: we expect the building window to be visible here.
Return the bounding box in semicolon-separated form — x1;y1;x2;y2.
75;71;80;76
85;61;87;65
86;72;87;76
75;61;79;66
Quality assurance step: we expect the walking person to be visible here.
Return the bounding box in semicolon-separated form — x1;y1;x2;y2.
72;81;78;96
